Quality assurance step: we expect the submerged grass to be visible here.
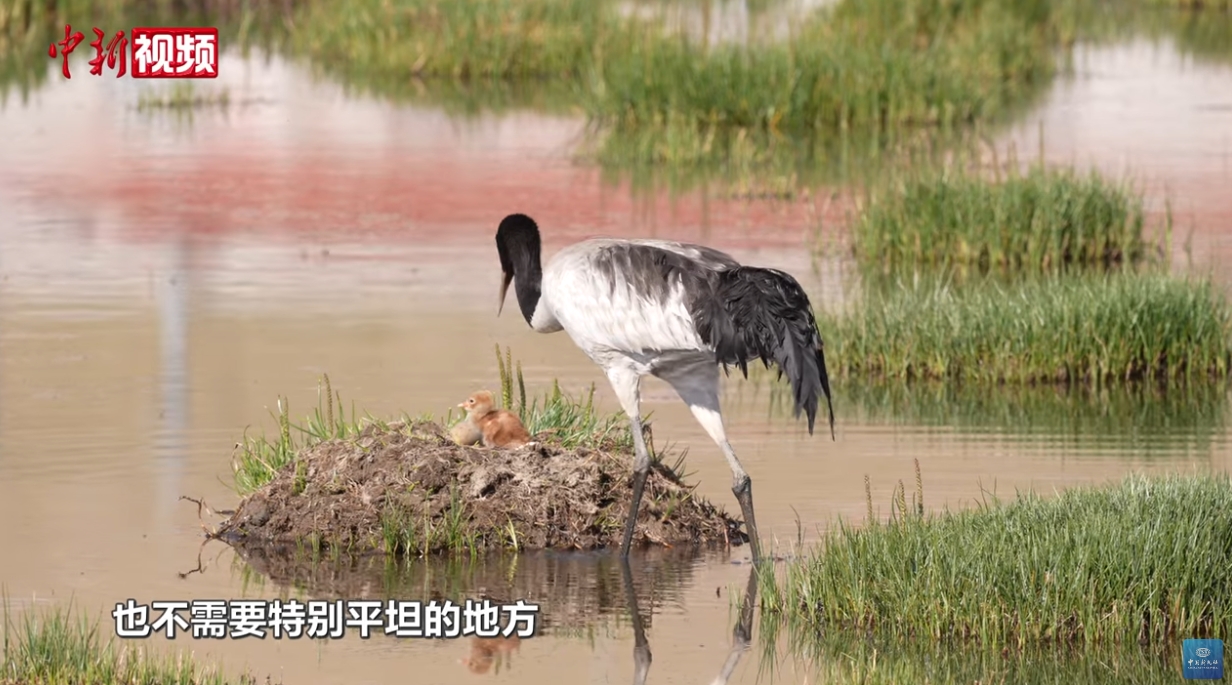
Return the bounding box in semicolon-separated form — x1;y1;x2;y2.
819;271;1232;384
1;601;269;685
850;160;1159;273
761;471;1232;646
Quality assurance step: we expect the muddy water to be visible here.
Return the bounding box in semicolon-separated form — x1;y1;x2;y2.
1;34;1230;685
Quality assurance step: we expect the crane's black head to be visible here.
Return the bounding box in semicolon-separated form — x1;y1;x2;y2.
495;213;543;325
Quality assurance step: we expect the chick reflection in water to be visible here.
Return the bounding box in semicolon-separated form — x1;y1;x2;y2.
459;635;522;675
621;557;759;685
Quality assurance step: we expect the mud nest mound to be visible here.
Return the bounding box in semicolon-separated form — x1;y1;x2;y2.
212;420;744;555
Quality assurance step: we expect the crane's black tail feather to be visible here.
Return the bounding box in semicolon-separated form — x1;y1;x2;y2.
692;266;836;439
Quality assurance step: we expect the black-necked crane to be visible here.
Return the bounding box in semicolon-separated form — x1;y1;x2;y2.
494;213;835;563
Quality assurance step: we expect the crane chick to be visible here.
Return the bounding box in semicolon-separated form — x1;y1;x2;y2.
458;390;533;449
449;416;483;446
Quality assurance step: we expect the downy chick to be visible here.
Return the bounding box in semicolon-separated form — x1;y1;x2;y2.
449;416;483;446
458;390;532;449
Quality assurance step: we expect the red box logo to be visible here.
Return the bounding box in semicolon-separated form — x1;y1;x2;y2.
131;27;218;79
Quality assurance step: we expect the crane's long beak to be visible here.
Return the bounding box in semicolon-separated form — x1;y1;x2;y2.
498;270;513;316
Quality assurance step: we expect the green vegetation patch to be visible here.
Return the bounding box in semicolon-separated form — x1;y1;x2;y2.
819;271;1232;384
851;163;1157;273
1;602;269;685
761;471;1232;646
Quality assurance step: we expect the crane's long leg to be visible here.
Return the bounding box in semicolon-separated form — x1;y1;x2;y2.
605;363;650;558
656;360;763;563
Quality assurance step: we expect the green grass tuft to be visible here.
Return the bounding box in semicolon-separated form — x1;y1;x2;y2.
232;355;633;496
819;271;1232;384
379;484;483;559
287;0;618;81
1;601;269;685
284;0;1063;165
593;0;1063;145
762;471;1232;646
491;344;634;451
851;162;1159;273
232;373;366;496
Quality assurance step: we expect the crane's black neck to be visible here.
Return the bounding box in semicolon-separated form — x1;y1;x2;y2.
496;213;544;327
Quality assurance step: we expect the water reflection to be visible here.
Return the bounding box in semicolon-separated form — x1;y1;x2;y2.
1074;2;1232;67
839;381;1231;456
155;236;191;530
459;635;523;675
219;542;708;634
732;378;1231;457
203;539;764;682
620;556;758;685
762;622;1182;684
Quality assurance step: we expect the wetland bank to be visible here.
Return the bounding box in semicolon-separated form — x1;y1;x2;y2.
1;0;1231;683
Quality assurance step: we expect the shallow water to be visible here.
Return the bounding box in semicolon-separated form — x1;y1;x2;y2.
1;15;1231;685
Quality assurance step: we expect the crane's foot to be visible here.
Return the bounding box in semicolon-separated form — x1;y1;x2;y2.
733;476;762;564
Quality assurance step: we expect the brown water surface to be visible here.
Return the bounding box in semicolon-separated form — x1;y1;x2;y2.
1;29;1230;685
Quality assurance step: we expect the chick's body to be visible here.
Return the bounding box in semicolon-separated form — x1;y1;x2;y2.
458;390;532;449
449;418;483;446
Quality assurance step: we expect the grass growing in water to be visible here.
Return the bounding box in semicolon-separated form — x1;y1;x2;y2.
818;271;1232;384
285;0;1065;161
594;0;1063;153
760;471;1232;646
851;161;1158;273
1;601;268;684
287;0;616;81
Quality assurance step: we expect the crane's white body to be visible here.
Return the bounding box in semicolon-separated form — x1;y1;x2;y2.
527;238;752;522
495;214;833;562
534;238;723;356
